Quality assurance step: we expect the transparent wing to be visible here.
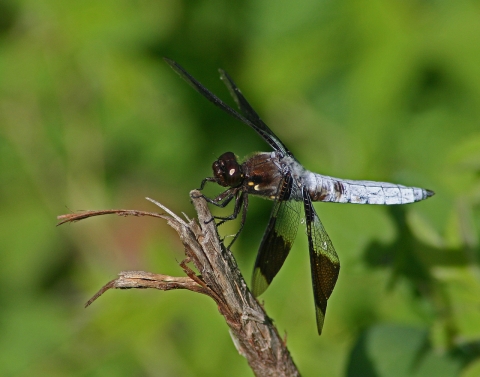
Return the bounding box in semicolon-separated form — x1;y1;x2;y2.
164;58;290;155
251;174;301;296
219;69;291;156
303;187;340;335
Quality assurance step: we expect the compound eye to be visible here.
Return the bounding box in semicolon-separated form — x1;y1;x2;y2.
212;152;243;187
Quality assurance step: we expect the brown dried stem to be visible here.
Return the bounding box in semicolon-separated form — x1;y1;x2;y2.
58;191;299;377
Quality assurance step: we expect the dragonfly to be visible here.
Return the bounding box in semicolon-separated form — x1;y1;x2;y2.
164;58;434;335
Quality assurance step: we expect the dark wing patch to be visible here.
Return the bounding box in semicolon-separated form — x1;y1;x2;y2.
251;174;301;296
303;187;340;335
219;70;291;157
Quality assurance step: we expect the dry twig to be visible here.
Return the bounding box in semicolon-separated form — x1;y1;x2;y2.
58;190;300;377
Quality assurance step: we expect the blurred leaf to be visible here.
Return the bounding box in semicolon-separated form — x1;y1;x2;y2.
346;324;463;377
461;358;480;377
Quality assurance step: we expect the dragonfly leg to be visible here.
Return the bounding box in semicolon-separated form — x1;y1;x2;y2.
197;177;217;191
224;193;248;248
200;188;239;224
215;192;244;225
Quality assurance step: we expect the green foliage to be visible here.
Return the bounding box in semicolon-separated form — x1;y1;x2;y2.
1;0;479;376
346;324;464;377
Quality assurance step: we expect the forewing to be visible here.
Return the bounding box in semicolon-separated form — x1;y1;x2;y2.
303;188;340;335
219;70;291;156
164;58;291;155
251;174;301;296
164;58;250;125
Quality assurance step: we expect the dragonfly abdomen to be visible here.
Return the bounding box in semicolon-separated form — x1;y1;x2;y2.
306;173;434;205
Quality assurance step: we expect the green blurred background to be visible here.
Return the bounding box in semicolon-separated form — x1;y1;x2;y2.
1;0;480;376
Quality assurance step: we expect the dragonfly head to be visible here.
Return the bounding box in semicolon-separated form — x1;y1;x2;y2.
212;152;244;188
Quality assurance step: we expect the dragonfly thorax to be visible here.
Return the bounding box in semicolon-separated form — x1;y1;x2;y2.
212;152;244;188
